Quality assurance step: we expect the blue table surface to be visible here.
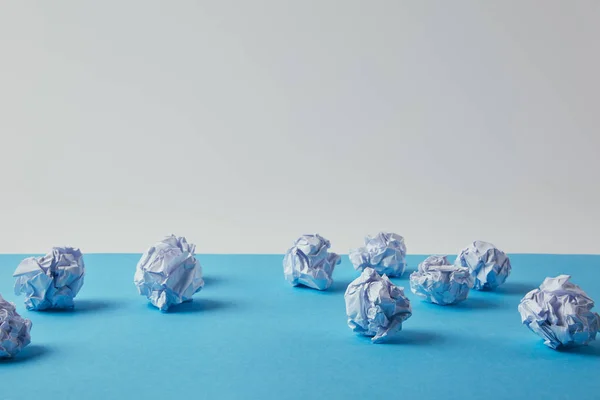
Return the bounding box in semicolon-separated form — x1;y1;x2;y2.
1;254;599;400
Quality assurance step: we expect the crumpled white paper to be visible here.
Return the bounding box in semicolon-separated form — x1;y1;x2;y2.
283;234;340;290
0;294;32;358
518;275;600;349
349;232;407;277
134;235;204;311
410;255;473;305
345;267;412;343
13;247;86;310
455;241;511;290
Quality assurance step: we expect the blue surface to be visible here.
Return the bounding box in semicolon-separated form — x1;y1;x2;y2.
1;254;599;400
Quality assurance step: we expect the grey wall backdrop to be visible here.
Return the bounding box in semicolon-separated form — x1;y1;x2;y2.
1;1;598;254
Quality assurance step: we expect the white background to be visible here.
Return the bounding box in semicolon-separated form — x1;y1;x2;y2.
1;1;599;255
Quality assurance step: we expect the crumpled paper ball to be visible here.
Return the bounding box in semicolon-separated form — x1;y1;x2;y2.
13;247;86;310
0;294;32;358
455;240;511;290
134;235;205;311
410;255;473;305
349;232;407;277
518;275;600;349
345;267;412;343
283;234;340;290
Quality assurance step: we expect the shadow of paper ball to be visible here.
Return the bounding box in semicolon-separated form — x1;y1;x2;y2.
0;345;51;365
160;299;235;314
